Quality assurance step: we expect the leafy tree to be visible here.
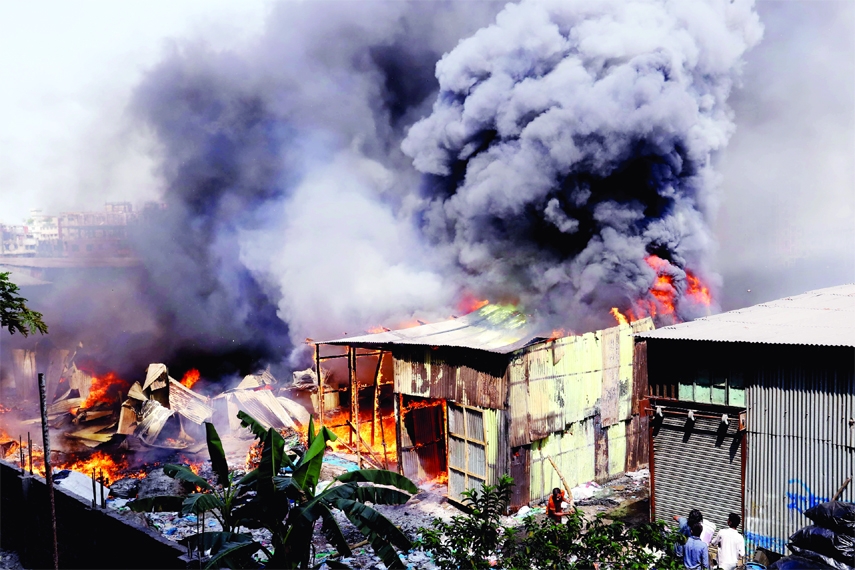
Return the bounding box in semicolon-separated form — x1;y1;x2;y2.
0;272;48;336
415;474;514;569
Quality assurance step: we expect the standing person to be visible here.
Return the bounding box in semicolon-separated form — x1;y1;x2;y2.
547;488;567;523
682;523;711;569
674;509;704;538
711;513;745;570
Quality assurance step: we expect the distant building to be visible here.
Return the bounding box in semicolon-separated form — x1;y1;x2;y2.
57;202;136;257
27;209;61;256
0;224;34;256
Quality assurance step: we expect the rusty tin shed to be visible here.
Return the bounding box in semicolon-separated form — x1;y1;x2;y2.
317;305;654;508
635;283;855;556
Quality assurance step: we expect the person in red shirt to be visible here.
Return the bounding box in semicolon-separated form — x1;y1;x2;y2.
547;487;567;523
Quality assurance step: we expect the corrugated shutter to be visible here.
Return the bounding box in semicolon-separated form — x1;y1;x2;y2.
448;403;488;502
652;414;743;532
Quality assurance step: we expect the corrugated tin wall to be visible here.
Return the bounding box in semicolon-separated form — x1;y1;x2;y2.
745;351;855;554
522;319;654;502
393;347;508;410
508;319;653;446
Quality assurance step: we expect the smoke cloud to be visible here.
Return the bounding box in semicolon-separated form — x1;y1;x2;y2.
402;0;762;332
5;0;765;379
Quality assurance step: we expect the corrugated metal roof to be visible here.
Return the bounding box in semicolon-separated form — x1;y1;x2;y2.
168;378;214;424
636;283;855;346
318;304;535;354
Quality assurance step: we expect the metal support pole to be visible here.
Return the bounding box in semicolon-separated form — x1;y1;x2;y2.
38;372;59;570
350;347;362;468
91;470;97;508
99;469;106;508
371;352;384;446
28;432;33;475
19;436;24;474
316;343;323;429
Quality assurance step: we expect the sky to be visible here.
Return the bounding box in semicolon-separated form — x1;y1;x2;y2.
0;0;853;315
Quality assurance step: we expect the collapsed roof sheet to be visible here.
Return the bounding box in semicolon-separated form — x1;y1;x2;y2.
137;400;174;445
635;283;855;347
168;378;213;424
231;390;297;431
143;363;169;391
318;304;535;354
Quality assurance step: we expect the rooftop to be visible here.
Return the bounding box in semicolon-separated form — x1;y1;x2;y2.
635;283;855;347
318;304;537;354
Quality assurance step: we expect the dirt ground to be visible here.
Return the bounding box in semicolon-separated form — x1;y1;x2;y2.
109;447;652;569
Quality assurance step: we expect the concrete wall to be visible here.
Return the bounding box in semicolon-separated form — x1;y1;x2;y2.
0;459;190;569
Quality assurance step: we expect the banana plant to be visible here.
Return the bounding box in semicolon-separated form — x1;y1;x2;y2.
130;422;261;566
234;411;418;569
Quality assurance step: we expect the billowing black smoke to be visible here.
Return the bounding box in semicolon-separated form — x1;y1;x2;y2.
402;0;762;333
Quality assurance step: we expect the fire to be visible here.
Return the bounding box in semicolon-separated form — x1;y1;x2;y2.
81;371;123;409
180;369;201;389
428;472;448;485
610;308;628;326
686;273;712;306
456;293;490;315
57;451;139;483
321;409;397;462
615;256;713;325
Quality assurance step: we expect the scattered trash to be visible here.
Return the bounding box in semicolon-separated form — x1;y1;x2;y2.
571;481;601;501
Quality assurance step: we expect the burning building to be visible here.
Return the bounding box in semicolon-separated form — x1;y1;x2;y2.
315;304;654;509
635;283;855;554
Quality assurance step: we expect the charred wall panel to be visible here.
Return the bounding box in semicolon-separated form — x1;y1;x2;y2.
399;397;446;484
509;445;531;509
393;347;508;410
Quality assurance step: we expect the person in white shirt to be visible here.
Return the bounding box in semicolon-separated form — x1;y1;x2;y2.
711;513;745;570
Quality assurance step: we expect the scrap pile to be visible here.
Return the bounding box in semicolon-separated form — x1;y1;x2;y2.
771;501;855;570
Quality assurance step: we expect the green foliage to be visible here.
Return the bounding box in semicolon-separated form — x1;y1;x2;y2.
417;476;686;570
133;412;417;569
240;419;416;569
0;272;47;336
415;474;514;569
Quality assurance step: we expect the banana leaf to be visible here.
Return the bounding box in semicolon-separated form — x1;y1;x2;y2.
205;422;230;488
317;502;352;558
183;492;224;515
128;495;184;513
333;470;418;494
163;463;213;491
179;531;254;554
333;498;411;569
291;425;337;494
203;540;263;570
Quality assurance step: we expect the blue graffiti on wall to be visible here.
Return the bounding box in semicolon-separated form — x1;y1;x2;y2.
786;479;829;513
745;531;787;553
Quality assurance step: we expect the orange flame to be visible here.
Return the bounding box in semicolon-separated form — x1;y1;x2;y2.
180;369;201;390
320;408;397;460
82;372;123;409
456;293;489;315
610;308;629;326
618;256;712;325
